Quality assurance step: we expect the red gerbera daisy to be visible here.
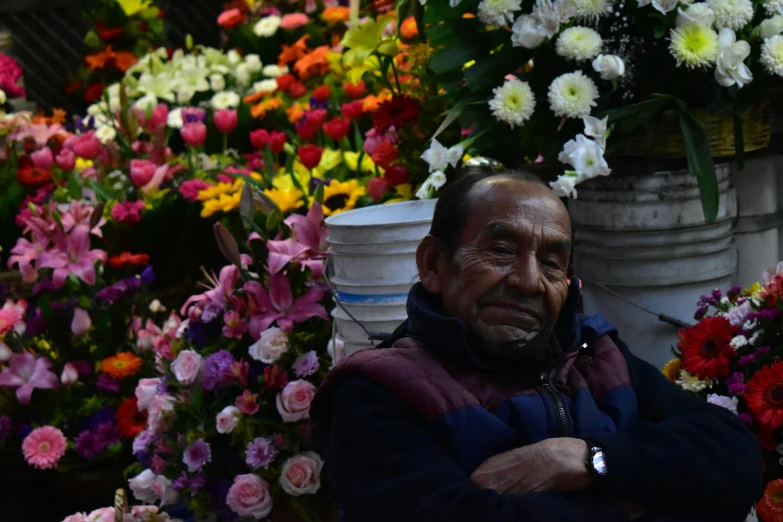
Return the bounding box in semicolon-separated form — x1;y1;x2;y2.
757;479;783;522
115;397;147;438
108;252;151;269
371;96;420;133
677;316;737;380
744;362;783;432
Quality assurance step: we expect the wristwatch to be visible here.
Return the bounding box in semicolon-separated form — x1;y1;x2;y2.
586;443;608;478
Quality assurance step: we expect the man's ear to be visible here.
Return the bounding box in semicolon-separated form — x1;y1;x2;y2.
416;235;444;294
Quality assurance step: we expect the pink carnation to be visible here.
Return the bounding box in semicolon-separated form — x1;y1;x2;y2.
226;474;273;519
179;179;212;202
22;426;67;469
111;201;146;224
281;13;309;29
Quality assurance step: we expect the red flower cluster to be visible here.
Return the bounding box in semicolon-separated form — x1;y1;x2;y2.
297;144;323;169
295;109;327;142
677;317;737;380
745;362;783;433
249;129;287;153
108;252;151;269
372;96;420;133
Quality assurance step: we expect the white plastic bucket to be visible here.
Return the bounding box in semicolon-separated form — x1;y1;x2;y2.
325;199;437;349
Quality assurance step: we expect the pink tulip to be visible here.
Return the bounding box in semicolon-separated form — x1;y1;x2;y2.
71;308;92;336
0;352;59;404
130;159;157;187
181;122;207;148
214;109;238;134
148;104;169;131
30;147;54;170
56;149;76;171
67;131;102;159
244;273;328;339
61;363;79;385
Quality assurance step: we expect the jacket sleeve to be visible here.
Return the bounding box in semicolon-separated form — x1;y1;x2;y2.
326;376;630;522
587;337;763;521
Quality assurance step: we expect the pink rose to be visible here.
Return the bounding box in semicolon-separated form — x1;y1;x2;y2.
135;378;161;410
56;149;76;171
70;308;91;336
216;405;241;434
226;474;273;519
171;349;202;384
279;452;324;496
60;363;79;385
276;379;316;423
249;327;289;364
30;147;54;170
67;131;102;159
147;394;175;434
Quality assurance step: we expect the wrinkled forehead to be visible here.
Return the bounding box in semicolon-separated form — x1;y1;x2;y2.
461;178;572;245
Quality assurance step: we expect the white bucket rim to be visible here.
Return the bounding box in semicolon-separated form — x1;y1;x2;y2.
325;199;438;229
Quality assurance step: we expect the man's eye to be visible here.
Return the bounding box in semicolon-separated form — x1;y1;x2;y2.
490;245;515;255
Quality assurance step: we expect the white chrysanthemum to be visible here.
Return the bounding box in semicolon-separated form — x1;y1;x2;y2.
244;54;263;73
676;369;712;392
556;26;603;61
761;35;783;76
253;79;279;94
547;71;599;118
95;125;117;145
262;64;289;78
254;15;282;37
707;0;753;29
210;91;241;110
489;78;536;128
568;0;613;21
764;0;783;16
478;0;522;26
707;394;739;414
669;24;720;68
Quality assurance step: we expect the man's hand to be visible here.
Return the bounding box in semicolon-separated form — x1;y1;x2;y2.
470;438;593;494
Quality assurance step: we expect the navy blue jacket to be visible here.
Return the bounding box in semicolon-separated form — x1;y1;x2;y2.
311;281;762;522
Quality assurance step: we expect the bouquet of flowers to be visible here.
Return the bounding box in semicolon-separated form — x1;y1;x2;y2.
126;193;337;521
671;262;783;520
0;200;159;473
421;0;783;221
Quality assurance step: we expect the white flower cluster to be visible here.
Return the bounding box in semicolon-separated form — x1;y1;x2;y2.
549;116;610;198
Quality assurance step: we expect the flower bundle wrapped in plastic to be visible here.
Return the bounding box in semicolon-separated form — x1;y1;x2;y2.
0;200;160;472
126;189;337;520
672;261;783;516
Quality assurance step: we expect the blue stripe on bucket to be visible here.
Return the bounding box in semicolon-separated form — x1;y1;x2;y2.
336;292;410;305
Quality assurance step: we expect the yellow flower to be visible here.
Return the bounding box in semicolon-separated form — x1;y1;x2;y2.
116;0;153;17
318;149;343;172
75;158;94;172
264;187;305;214
319;179;366;216
343;152;377;173
662;358;683;383
386;183;413;203
745;282;762;297
200;198;224;218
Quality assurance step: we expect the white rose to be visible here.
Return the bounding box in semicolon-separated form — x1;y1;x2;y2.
245;54;263;73
511;15;547;49
262;64;288;77
249;327;290;363
253;79;279;94
591;54;625;81
167;107;184;129
227;49;242;65
135;378;161;410
216;405;242;434
235;63;250;86
715;28;753;88
209;74;226;92
129;470;158;504
171;349;203;384
177;87;195;104
211;91;241;110
95;125;117;144
760;15;783;38
549;174;579;198
677;3;715;26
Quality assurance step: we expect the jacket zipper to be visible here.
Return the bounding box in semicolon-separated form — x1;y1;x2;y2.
538;329;581;437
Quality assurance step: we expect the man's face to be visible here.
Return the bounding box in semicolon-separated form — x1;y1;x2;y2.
429;178;572;348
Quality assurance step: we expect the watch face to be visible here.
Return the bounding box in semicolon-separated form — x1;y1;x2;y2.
592;448;607;476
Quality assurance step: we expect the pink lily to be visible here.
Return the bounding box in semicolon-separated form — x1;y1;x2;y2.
0;299;26;336
243;273;328;339
8;235;49;283
0;352;59;404
180;265;240;317
9;122;68;148
59;201;106;237
142;164;186;194
223;309;249;339
36;224;108;288
267;238;311;274
284;202;329;255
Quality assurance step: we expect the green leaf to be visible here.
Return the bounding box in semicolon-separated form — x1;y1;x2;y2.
429;39;481;74
313;183;325;205
733;113;744;171
598;97;669;122
465;46;529;92
68;171;83;199
87;180;112;202
423;0;461;24
266;208;282;231
426;23;459;47
263;146;276;186
679;110;719;223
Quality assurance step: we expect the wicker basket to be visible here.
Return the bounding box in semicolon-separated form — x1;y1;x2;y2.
612;102;771;159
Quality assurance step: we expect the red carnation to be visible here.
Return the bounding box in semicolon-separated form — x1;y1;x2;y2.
367;177;388;202
297;144;323;169
313;85;331;102
344;81;366;99
745;362;783;432
678;316;737;380
372;96;420;132
268;131;287;154
341;100;364;121
322;117;350;141
289;82;308;98
371;140;399;171
384;165;409;186
276;74;296;93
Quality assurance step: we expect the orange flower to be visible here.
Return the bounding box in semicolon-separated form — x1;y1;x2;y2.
250;97;283;119
758;479;783;522
286;102;309;123
108;252;151;269
293;46;331;80
85;47;112;69
278;35;310;66
400;16;418;39
322;6;350;22
243;90;267;105
101;352;143;380
362;92;393;112
112;51;138;73
50;108;67;125
463;13;476;18
84;46;137;72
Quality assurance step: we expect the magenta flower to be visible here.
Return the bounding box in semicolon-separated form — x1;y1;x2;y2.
214;109;238;134
30;147;54;170
245;437;278;469
36;225;107;288
181;122;207;148
183;439;212;472
111;201;146;224
56;149;76;171
235;390;260;415
266;238;310;274
222;310;248;339
180;265;240;318
244;273;328;339
66;131;102;160
284;202;329;255
59;201;106;237
179;179;212;202
8;234;48;283
0;352;59;404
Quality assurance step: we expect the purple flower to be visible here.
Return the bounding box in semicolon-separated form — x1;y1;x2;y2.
739;412;753;424
245;437;278;470
694;306;708;320
156;378;168;395
183;438;212;472
749;308;780;321
725;372;746;396
141;266;155;284
755;346;771;356
74;429;104;459
173;472;207;496
96;422;121;447
151;454;167;475
202;350;235;391
186;321;206;348
133;430;154;455
737;355;756;366
201;301;223;323
25;308;46;336
698;295;716;307
293;351;320;378
96;373;121;392
0;416;12;439
71;360;92;377
728;286;742;296
18;424;32;438
309;97;329;110
96;278;141;303
80;407;114;432
712;289;722;301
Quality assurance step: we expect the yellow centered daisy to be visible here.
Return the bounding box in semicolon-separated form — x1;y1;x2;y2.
669;24;720;69
489;78;536;129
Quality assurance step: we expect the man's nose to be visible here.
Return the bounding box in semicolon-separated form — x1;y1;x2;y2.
506;254;546;295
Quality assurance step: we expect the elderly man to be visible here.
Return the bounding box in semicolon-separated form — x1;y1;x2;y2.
310;170;762;522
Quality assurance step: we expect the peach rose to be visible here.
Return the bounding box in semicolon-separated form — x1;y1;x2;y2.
276;380;316;423
279;452;324;496
226;474;273;519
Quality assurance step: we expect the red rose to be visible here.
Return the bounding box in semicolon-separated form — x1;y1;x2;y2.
370;140;399;170
384;165;409;186
83;83;106;102
276;74;296;93
322;118;350;141
312;85;331;102
344;81;366;99
367;177;388;202
269;131;287;154
289;82;308;98
250;129;270;149
297;144;323;169
341;100;364;121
